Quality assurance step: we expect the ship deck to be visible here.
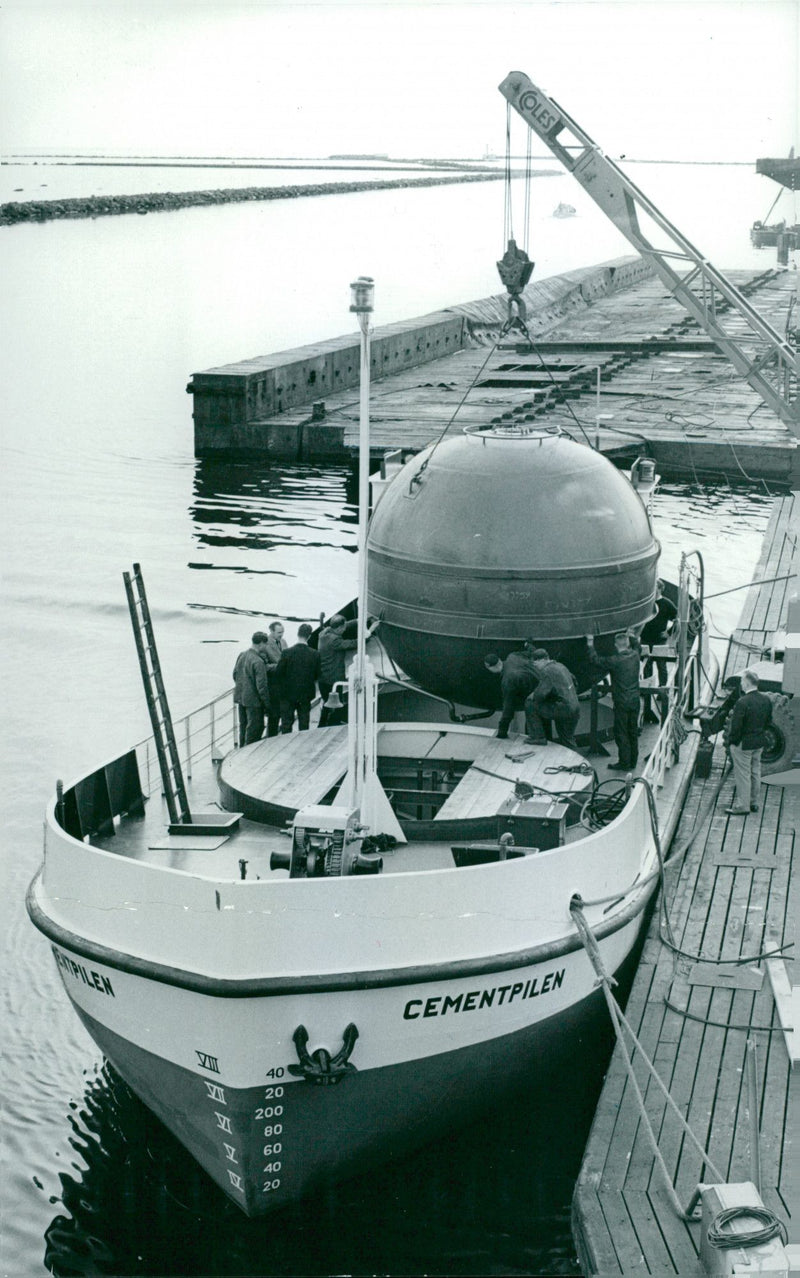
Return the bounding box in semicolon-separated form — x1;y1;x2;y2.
99;717;666;881
572;493;798;1275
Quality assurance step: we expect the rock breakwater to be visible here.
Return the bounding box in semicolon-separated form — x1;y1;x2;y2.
1;173;504;226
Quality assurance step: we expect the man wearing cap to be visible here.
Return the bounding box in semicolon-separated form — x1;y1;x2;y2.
524;649;581;749
484;648;537;739
585;631;642;771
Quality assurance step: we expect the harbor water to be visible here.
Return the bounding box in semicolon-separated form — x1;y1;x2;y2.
0;162;783;1275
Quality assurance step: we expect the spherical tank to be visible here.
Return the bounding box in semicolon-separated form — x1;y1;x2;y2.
366;426;660;707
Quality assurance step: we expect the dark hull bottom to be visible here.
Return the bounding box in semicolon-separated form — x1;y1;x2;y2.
74;974;622;1218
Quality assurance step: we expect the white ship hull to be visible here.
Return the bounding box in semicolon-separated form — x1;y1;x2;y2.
29;622;708;1215
31;893;644;1214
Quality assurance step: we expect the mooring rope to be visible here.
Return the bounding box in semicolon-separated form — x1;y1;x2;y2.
569;896;726;1219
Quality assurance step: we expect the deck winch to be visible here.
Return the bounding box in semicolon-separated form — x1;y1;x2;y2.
270;805;383;878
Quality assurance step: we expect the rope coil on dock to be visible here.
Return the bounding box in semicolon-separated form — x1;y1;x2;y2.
706;1204;788;1250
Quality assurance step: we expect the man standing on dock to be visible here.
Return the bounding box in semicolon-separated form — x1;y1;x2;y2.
585;632;641;771
725;669;773;815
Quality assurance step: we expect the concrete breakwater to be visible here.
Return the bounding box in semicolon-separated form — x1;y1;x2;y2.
0;172;506;226
190;257;656;459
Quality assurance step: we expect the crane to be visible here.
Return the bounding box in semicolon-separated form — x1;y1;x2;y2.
498;71;799;433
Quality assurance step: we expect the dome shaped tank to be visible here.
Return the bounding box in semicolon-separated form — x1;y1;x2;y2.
366;425;659;707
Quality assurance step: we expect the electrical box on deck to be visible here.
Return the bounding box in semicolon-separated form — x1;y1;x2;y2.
496;797;568;849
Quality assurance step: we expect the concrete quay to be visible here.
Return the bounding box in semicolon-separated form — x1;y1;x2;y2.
190;258;800;483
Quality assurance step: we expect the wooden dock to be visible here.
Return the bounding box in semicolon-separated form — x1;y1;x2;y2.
572;495;798;1275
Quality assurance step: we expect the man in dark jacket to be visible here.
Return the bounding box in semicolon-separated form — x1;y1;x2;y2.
276;624;321;733
237;632;272;745
524;649;580;749
484;649;537;739
640;579;677;724
586;631;642;771
725;669;773;815
318;614;379;726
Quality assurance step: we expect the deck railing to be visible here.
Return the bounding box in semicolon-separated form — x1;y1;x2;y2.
134;687;237;800
641;640;701;790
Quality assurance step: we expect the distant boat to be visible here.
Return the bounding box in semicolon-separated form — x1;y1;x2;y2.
553;202;576;218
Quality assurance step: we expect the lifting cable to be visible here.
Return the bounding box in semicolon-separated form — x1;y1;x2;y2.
409;322;518;488
522;124;533;257
500;110;601;451
503;102;514;248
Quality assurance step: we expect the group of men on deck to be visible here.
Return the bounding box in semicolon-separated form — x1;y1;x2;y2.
232;614;377;745
483;579;678;773
231;583;773;816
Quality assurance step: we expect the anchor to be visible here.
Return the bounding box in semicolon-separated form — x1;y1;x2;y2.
288;1023;359;1085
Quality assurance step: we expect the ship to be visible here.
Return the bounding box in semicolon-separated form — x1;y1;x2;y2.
27;420;718;1216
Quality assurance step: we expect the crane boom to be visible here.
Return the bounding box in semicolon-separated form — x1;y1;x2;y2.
499;70;799;432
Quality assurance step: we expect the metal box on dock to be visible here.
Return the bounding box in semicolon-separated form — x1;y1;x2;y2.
496;797;568;849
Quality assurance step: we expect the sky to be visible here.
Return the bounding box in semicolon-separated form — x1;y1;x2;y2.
0;1;797;162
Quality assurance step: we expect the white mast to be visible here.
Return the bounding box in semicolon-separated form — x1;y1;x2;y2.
342;277;406;843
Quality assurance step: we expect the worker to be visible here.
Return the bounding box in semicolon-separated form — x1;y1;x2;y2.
318;614;379;726
232;649;248;747
237;632;272;745
523;648;580;749
276;623;321;733
640;580;677;724
724;669;773;816
585;632;642;771
484;648;537;740
264;621;288;737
